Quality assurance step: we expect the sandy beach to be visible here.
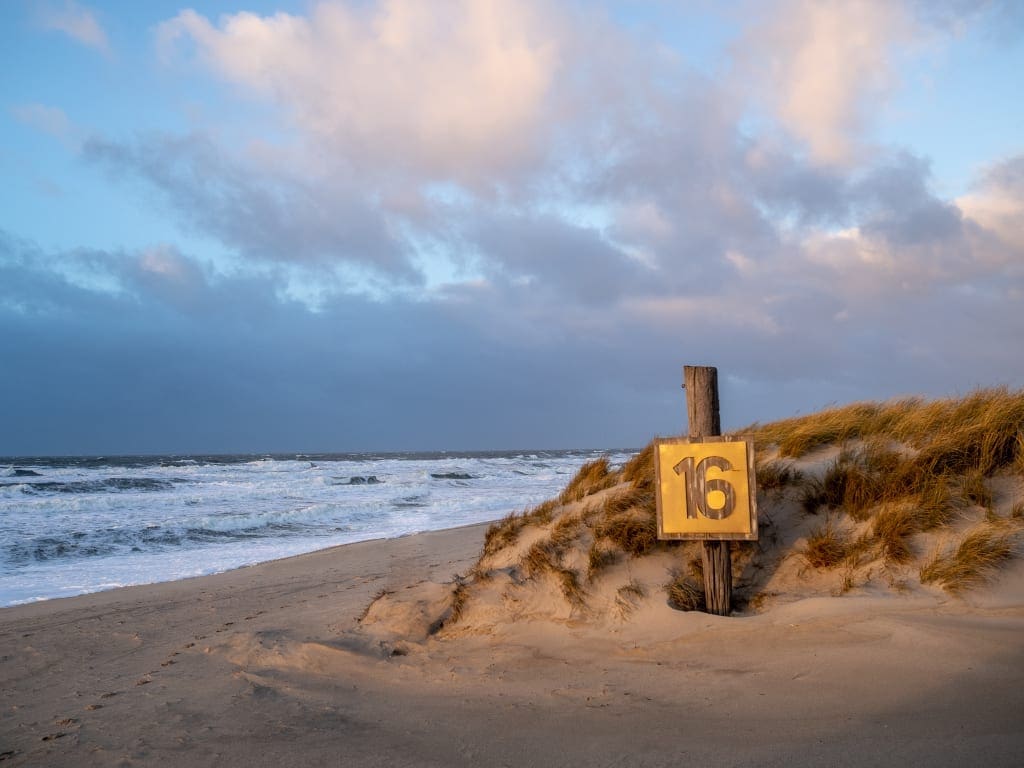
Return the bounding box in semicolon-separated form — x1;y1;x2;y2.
2;518;1022;767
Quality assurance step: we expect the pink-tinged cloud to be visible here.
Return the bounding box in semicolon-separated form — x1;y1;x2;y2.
38;1;111;55
740;0;915;166
157;1;562;184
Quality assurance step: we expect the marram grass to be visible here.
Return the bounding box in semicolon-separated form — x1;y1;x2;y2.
465;387;1024;620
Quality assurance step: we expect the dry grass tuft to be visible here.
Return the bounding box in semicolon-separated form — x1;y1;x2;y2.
483;512;524;556
447;578;469;626
559;458;618;504
872;502;922;563
615;580;646;617
525;499;559;525
919;524;1019;593
550;513;583;549
482;499;566;559
520;540;559;579
800;521;849;569
621;441;655;489
558;568;587;608
955;470;992;509
594;511;658;557
799;478;827;515
756;459;804;492
665;571;705;611
586;541;618;580
915;482;957;531
601;485;654;518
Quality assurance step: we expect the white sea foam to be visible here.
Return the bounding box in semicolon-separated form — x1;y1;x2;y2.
0;450;633;606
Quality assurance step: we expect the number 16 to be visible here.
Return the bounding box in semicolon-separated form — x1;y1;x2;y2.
673;455;737;520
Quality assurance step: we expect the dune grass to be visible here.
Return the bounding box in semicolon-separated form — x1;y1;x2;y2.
594;509;658;556
800;520;849;569
919;523;1019;593
447;577;470;626
559;458;618;503
748;387;1024;476
621;441;655;489
755;459;804;492
665;570;705;611
586;541;618;580
467;387;1024;621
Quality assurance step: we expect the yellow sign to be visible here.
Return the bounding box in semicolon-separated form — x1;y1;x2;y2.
655;436;758;541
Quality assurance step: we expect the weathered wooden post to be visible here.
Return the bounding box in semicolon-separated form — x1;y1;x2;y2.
683;365;731;615
654;365;756;618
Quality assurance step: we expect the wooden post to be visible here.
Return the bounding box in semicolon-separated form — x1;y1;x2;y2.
683;365;732;616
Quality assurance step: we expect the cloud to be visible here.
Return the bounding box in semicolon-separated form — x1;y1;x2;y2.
37;1;111;55
7;1;1024;453
738;0;915;165
83;132;417;282
0;233;682;453
957;154;1024;253
156;1;562;185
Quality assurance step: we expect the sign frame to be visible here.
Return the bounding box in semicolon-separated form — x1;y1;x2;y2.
654;435;758;541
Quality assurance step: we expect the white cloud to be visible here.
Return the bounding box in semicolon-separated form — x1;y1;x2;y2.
157;1;562;184
957;156;1024;253
38;1;111;55
740;0;916;165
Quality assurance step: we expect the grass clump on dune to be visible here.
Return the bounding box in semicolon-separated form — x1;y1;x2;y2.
755;459;804;492
919;523;1019;593
559;458;618;503
621;441;655;489
482;499;561;556
518;540;586;607
594;509;658;557
665;570;705;612
800;520;849;569
586;541;618;580
749;387;1024;475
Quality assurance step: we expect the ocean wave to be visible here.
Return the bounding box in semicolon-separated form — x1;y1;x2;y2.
0;448;640;605
1;467;43;477
3;515;339;565
330;476;383;486
0;477;177;494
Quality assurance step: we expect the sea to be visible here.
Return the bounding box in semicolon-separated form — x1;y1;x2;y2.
0;449;635;607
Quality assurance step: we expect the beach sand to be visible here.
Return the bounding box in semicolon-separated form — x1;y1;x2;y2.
2;521;1023;767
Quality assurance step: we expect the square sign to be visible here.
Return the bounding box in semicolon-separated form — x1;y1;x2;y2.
655;436;758;541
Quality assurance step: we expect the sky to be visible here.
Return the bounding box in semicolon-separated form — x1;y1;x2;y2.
1;0;1023;455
